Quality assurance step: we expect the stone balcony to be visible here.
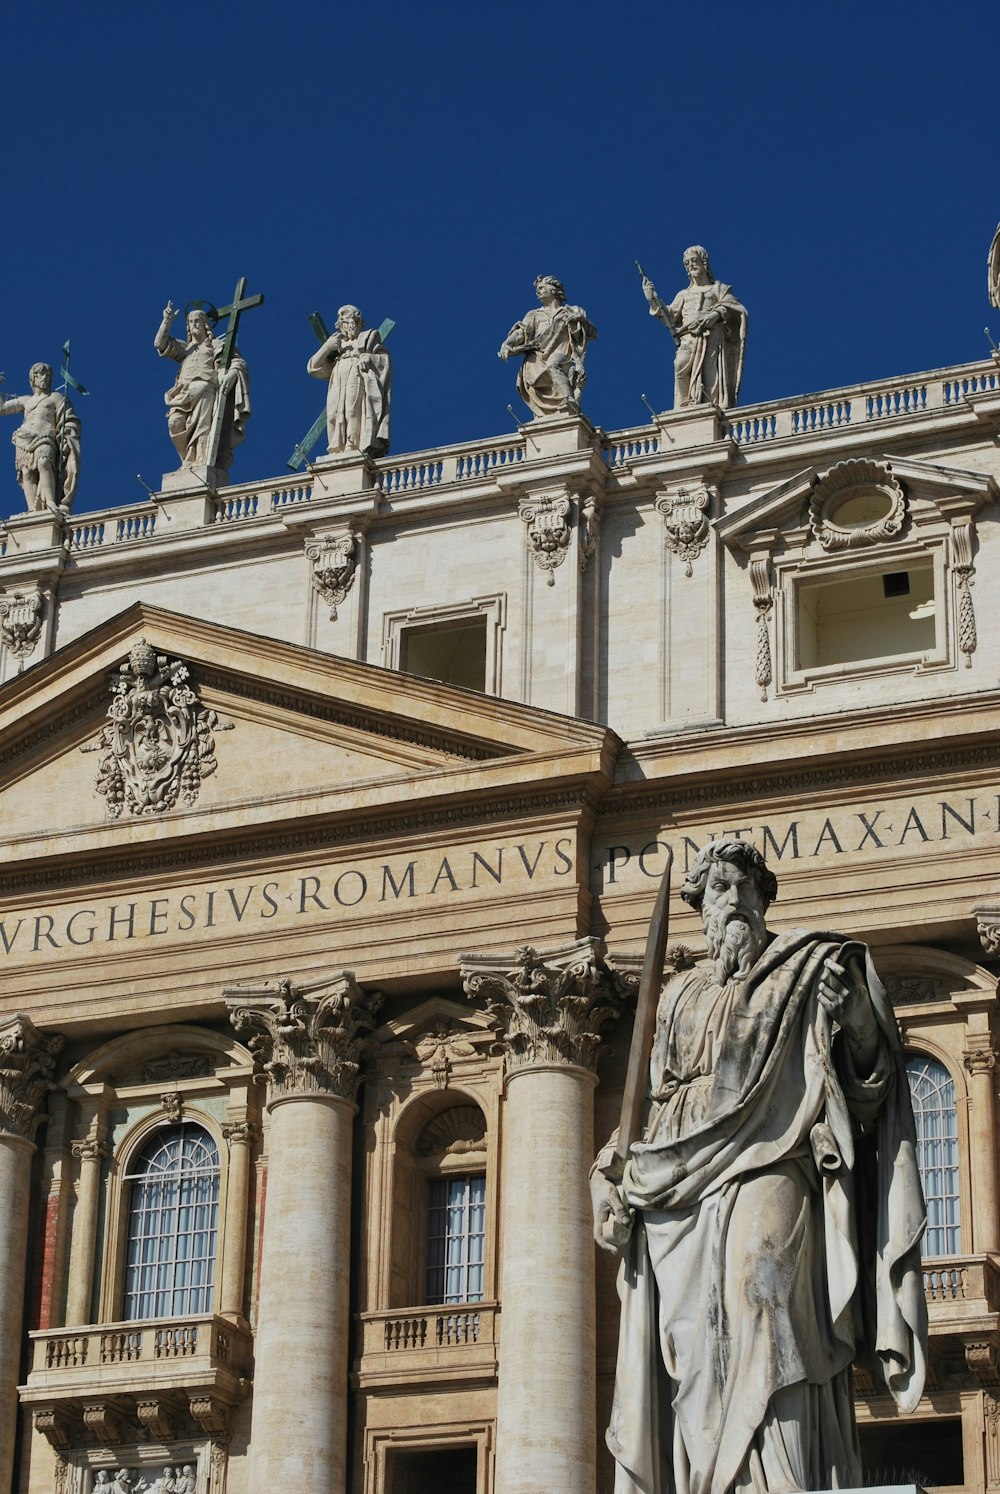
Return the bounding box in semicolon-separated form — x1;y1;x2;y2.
20;1314;252;1448
355;1302;500;1391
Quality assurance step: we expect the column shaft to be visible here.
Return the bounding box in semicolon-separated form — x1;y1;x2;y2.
249;1095;354;1489
967;1062;1000;1255
495;1065;597;1494
65;1145;105;1326
0;1133;35;1494
218;1129;253;1320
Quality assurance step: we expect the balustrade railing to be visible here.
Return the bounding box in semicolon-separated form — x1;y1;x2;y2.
29;1313;250;1383
362;1302;498;1365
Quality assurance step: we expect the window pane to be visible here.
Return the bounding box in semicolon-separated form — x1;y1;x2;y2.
425;1174;486;1305
123;1124;220;1320
906;1055;960;1257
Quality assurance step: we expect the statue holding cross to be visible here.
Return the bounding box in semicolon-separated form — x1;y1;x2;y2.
153;277;263;488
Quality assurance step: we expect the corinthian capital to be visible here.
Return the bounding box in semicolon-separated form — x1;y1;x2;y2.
460;937;631;1075
964;1048;998;1077
0;1014;63;1140
226;974;382;1105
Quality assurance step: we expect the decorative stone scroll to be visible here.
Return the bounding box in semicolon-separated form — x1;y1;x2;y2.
0;586;44;666
460;937;632;1075
519;494;571;584
963;1048;998;1077
227;974;382;1105
655;485;712;576
749;554;773;701
82;639;234;819
973;902;1000;958
0;1013;63;1139
305;531;358;620
579;495;601;574
808;459;907;551
951;518;977;667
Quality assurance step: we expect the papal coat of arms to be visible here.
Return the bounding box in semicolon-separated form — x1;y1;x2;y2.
82;639;232;818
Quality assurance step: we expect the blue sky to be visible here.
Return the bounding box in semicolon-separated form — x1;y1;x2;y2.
1;1;996;517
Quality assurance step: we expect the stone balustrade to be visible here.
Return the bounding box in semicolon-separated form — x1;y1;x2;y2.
356;1303;500;1390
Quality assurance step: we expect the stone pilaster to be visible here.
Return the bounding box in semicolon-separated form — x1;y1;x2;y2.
227;975;380;1493
0;1015;63;1494
64;1136;107;1326
218;1120;260;1321
964;1047;1000;1254
462;939;628;1494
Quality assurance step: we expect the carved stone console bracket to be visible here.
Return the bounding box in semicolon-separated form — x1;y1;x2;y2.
972;902;1000;959
81;1400;124;1443
136;1396;182;1439
519;494;572;585
226;973;382;1105
951;517;977;667
749;551;774;702
0;584;45;668
965;1338;1000;1382
189;1393;233;1437
655;485;712;576
305;529;359;620
0;1013;63;1140
80;638;234;820
460;936;634;1075
34;1406;73;1450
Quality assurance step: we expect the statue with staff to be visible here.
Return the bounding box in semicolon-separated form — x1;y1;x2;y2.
153;277;263;485
638;246;748;409
592;838;927;1494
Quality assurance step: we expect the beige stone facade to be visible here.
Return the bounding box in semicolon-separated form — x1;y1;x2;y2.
3;355;1000;1492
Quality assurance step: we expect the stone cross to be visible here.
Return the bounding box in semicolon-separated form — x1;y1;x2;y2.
205;276;264;470
287;310;395;471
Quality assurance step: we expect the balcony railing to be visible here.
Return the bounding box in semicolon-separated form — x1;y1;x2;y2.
23;1313;252;1404
356;1302;499;1389
922;1253;1000;1332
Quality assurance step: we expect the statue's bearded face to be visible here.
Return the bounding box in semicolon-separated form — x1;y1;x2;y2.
700;860;768;983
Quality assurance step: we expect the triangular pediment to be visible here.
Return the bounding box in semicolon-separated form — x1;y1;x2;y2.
716;455;997;549
0;603;617;874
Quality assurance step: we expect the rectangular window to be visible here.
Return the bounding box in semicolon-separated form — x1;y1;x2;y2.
797;562;936;670
425;1175;485;1304
401;619;488;692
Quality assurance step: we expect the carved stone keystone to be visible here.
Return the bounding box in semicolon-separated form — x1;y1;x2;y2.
460;936;632;1075
0;1014;63;1140
227;974;382;1105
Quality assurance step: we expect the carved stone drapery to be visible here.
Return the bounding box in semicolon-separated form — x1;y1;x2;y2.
579;495;600;573
749;553;773;701
305;531;358;620
0;1014;63;1140
81;639;234;819
0;586;44;667
952;518;978;667
519;494;571;585
460;937;632;1075
227;974;381;1105
655;485;712;577
808;459;907;551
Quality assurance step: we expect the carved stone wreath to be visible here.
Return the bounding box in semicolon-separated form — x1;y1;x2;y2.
81;639;233;819
808;459;907;551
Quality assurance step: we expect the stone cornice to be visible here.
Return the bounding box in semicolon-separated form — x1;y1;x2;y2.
460;937;634;1076
226;973;381;1105
0;1014;64;1140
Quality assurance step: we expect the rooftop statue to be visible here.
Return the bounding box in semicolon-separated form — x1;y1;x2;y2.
592;838;927;1494
0;363;81;516
641;246;748;409
499;275;597;419
153;278;263;484
307;304;392;458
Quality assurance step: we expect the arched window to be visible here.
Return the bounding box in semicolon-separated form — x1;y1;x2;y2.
122;1123;221;1320
906;1055;960;1257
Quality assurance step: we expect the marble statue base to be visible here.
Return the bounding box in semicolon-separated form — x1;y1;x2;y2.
160;463;228;495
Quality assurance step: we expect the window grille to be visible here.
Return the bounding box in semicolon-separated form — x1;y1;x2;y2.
122;1123;220;1320
425;1175;486;1305
906;1055;960;1257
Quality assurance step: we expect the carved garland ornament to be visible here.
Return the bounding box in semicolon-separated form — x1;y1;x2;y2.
519;494;572;584
655;486;712;576
82;639;234;819
305;531;358;620
0;1014;63;1139
579;495;601;574
808;459;907;551
749;555;773;701
229;975;382;1104
461;938;632;1074
0;586;44;666
951;519;977;667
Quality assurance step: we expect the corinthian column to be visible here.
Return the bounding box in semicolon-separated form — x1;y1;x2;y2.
0;1014;63;1494
461;940;628;1494
963;1047;1000;1255
227;975;380;1493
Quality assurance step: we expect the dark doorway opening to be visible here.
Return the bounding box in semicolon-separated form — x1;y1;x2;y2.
858;1415;964;1487
389;1445;477;1493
